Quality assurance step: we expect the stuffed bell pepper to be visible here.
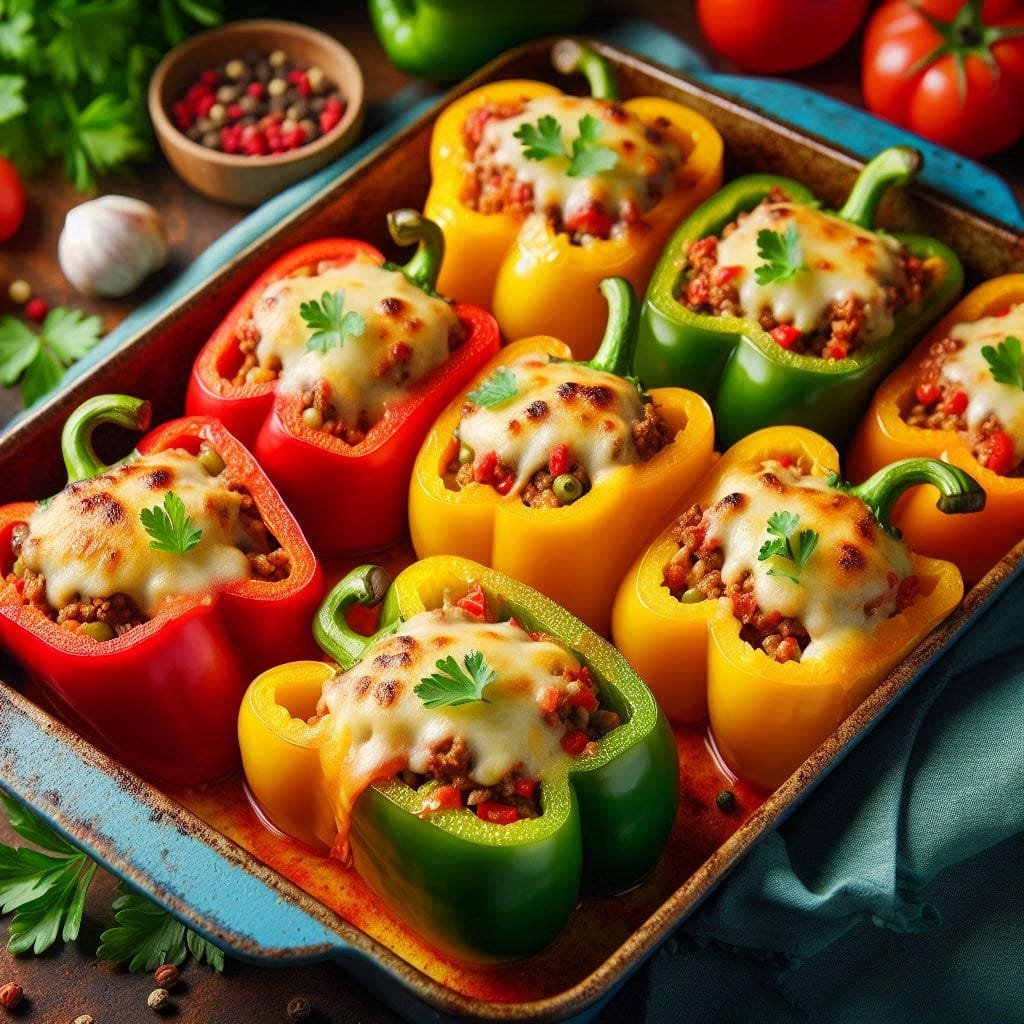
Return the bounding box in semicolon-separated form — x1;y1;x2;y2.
186;209;500;555
850;275;1024;582
612;426;981;789
408;277;715;635
423;40;723;359
239;556;677;963
0;395;323;785
635;147;964;447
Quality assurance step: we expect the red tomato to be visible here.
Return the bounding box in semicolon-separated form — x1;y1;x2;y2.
697;0;869;73
863;1;1024;157
0;157;26;245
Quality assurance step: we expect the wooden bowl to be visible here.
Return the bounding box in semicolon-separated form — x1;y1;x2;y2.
149;20;365;207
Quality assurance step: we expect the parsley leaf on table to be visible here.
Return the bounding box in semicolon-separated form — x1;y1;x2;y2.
757;510;818;585
97;887;224;972
140;492;203;554
0;307;103;409
755;223;806;285
467;366;519;408
301;290;367;353
415;650;497;709
514;113;618;178
982;335;1024;391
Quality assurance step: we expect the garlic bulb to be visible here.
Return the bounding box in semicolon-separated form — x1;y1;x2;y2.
58;196;169;298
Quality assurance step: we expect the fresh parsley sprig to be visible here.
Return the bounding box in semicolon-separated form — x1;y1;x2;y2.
513;113;619;178
301;290;367;353
140;492;203;554
415;650;496;709
754;223;806;285
757;510;818;584
467;366;519;408
0;795;226;969
981;335;1024;391
0;307;103;409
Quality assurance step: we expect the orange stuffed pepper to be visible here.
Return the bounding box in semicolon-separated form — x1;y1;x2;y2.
409;278;715;635
612;426;980;789
850;275;1024;582
423;40;723;358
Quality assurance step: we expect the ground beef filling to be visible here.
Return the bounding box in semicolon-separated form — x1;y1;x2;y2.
904;335;1022;476
460;101;674;244
402;661;620;821
449;400;672;507
227;259;467;444
679;190;931;360
662;499;920;664
4;461;290;641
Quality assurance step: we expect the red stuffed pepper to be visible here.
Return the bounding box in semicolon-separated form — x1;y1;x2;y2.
0;394;323;786
186;209;501;554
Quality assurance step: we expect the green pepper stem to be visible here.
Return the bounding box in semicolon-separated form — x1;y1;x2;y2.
61;394;152;484
551;39;619;101
386;209;445;294
314;565;396;670
848;458;985;532
587;277;640;378
837;147;922;229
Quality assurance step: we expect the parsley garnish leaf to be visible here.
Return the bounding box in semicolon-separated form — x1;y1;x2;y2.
415;650;496;709
981;335;1024;391
140;491;203;554
514;113;618;178
467;366;519;407
97;886;224;972
757;510;818;585
755;223;806;285
301;289;366;353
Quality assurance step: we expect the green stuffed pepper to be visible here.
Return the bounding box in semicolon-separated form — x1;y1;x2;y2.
635;146;964;447
238;555;678;963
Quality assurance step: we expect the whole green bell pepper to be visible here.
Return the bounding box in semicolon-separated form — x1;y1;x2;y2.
238;555;678;963
369;0;592;80
634;147;964;448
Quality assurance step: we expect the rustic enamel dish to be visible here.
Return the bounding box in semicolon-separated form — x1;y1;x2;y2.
2;38;1023;1024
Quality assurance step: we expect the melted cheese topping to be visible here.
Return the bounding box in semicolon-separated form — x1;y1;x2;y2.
457;355;651;491
21;450;253;618
480;96;681;221
252;255;460;427
715;203;907;344
941;303;1024;462
693;460;913;659
317;607;582;857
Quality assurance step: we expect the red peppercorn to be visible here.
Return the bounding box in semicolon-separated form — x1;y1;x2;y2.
0;982;24;1010
227;102;244;120
195;93;215;118
200;69;220;87
319;109;341;134
246;81;266;100
25;297;48;323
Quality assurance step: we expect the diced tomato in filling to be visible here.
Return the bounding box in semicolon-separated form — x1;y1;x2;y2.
686;276;710;306
548;442;570;477
473;449;498;484
477;802;519;825
770;324;801;350
896;574;920;612
775;454;794;468
915;381;942;406
423;785;462;815
514;778;539;799
713;264;742;286
457;581;495;622
776;636;801;662
979;430;1015;475
941;390;969;416
565;204;614;239
495;474;515;495
561;730;590;756
537;686;561;714
730;590;758;621
992;306;1012;317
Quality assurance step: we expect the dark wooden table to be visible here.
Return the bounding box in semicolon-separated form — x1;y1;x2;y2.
1;4;1022;1021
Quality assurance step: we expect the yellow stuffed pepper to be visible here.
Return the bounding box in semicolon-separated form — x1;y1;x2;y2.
409;278;715;635
611;426;980;789
849;275;1024;583
423;40;723;359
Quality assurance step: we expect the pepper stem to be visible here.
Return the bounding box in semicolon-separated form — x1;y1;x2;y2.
551;39;620;101
587;278;640;378
314;565;397;670
848;458;985;533
386;209;445;294
61;394;152;484
837;146;922;229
